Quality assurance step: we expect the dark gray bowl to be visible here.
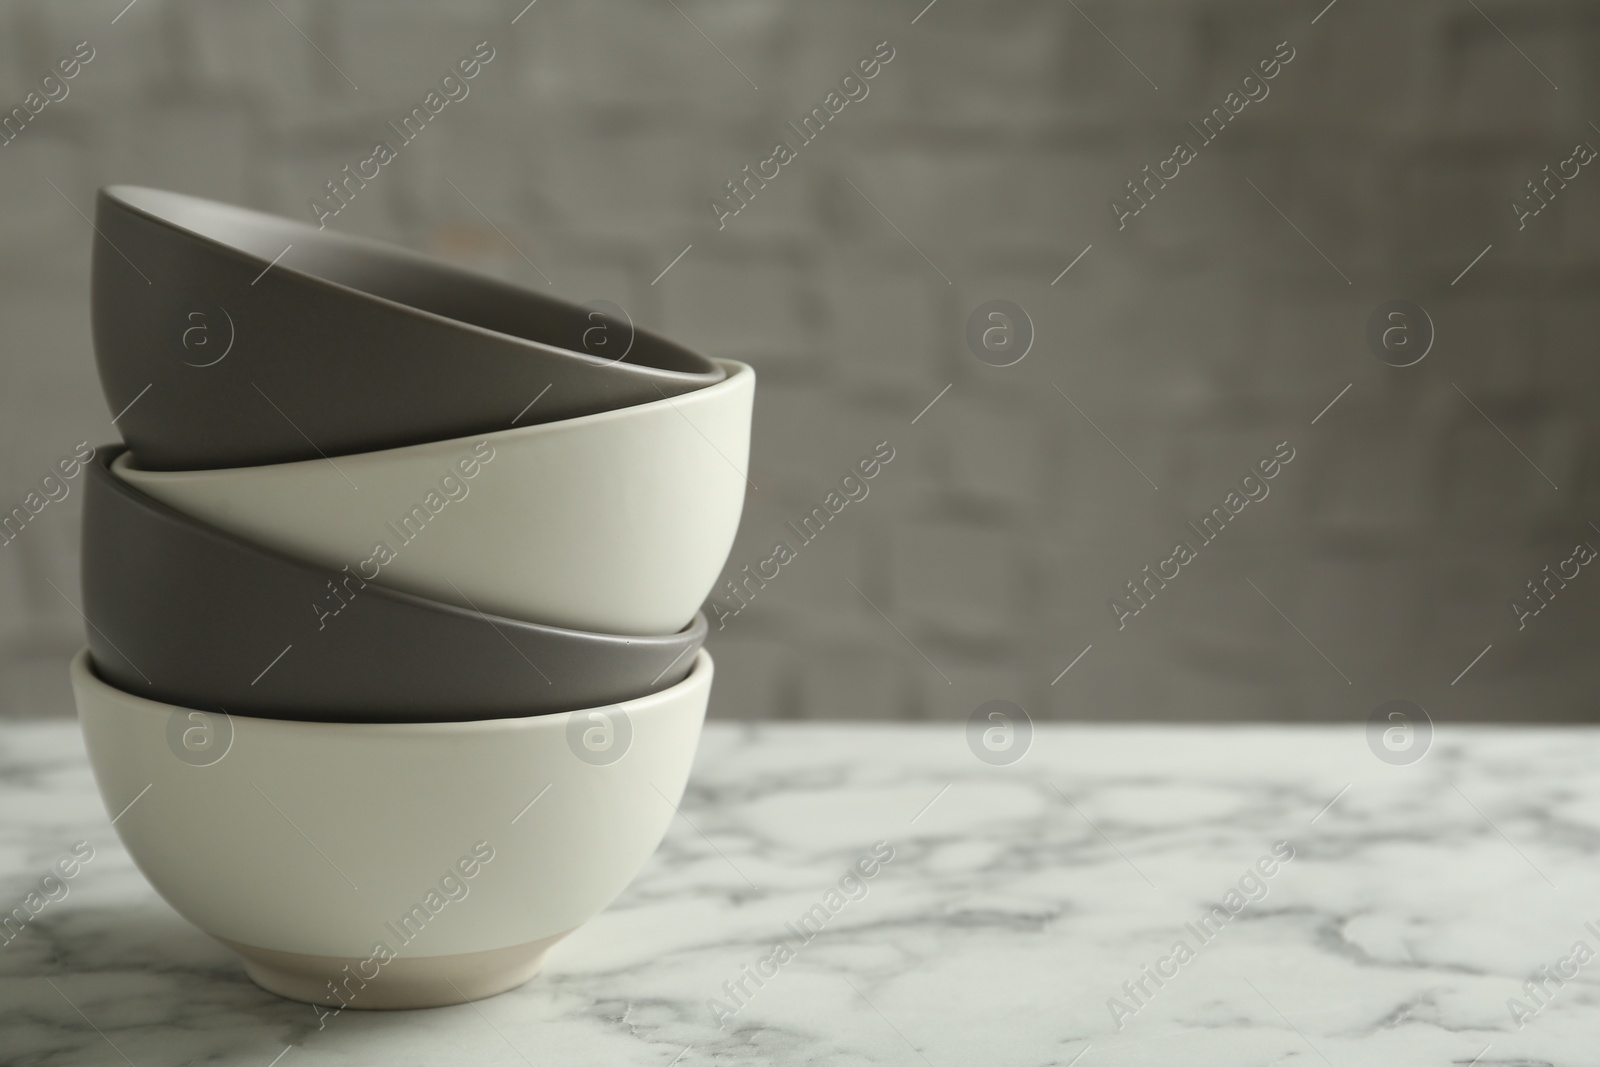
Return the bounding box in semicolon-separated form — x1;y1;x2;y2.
82;447;706;722
92;186;724;470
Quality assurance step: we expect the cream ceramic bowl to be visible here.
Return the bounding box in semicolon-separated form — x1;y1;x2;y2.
114;361;753;635
73;647;712;1008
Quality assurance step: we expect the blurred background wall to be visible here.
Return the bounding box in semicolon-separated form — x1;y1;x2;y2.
1;0;1596;723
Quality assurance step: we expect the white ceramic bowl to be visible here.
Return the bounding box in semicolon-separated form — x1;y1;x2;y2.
113;360;753;635
73;647;712;1008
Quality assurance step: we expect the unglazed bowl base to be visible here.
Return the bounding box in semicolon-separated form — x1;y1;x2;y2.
220;930;571;1009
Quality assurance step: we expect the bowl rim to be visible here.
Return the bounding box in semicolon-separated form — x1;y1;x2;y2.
98;184;720;386
73;645;713;735
113;360;752;479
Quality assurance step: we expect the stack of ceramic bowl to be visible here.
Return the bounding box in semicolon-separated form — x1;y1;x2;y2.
71;187;753;1008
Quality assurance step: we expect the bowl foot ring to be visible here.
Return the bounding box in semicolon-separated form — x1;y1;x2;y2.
219;929;573;1009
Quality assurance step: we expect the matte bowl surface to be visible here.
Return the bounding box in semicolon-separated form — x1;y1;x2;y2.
73;647;712;1006
93;185;724;470
84;447;706;722
115;361;754;636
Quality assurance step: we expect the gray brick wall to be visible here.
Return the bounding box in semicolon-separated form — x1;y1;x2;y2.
1;0;1596;724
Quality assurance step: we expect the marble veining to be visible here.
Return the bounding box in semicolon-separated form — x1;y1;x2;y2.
3;721;1599;1065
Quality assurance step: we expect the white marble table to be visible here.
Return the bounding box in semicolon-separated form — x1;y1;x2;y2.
3;720;1598;1065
